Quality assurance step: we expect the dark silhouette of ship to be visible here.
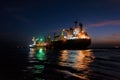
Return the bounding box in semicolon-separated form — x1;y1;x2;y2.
49;21;91;49
29;21;91;49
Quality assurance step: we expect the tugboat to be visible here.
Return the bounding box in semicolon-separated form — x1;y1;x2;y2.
50;21;91;49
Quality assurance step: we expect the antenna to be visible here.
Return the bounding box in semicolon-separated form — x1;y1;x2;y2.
74;21;78;27
79;23;83;32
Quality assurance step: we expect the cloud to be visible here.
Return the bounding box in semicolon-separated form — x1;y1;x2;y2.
86;20;120;28
111;33;120;37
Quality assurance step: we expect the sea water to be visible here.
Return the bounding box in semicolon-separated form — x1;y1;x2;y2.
0;47;120;80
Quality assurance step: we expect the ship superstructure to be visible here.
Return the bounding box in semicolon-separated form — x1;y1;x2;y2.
29;37;48;48
53;21;90;41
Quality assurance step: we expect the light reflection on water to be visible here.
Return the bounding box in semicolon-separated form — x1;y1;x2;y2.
2;47;120;80
59;50;95;69
36;48;46;61
28;48;95;80
59;49;95;80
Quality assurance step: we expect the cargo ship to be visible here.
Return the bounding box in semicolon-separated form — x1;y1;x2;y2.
29;21;91;49
50;21;91;49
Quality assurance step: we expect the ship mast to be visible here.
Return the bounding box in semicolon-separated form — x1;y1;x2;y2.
79;23;83;32
74;21;78;27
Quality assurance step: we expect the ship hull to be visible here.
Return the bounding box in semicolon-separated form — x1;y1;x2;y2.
51;39;91;50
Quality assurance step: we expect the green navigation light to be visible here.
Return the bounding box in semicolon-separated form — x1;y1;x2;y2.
40;38;43;42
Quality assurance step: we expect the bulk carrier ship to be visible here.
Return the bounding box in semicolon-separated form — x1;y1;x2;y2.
29;21;91;49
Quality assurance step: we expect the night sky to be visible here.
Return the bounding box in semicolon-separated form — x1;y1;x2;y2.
0;0;120;47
